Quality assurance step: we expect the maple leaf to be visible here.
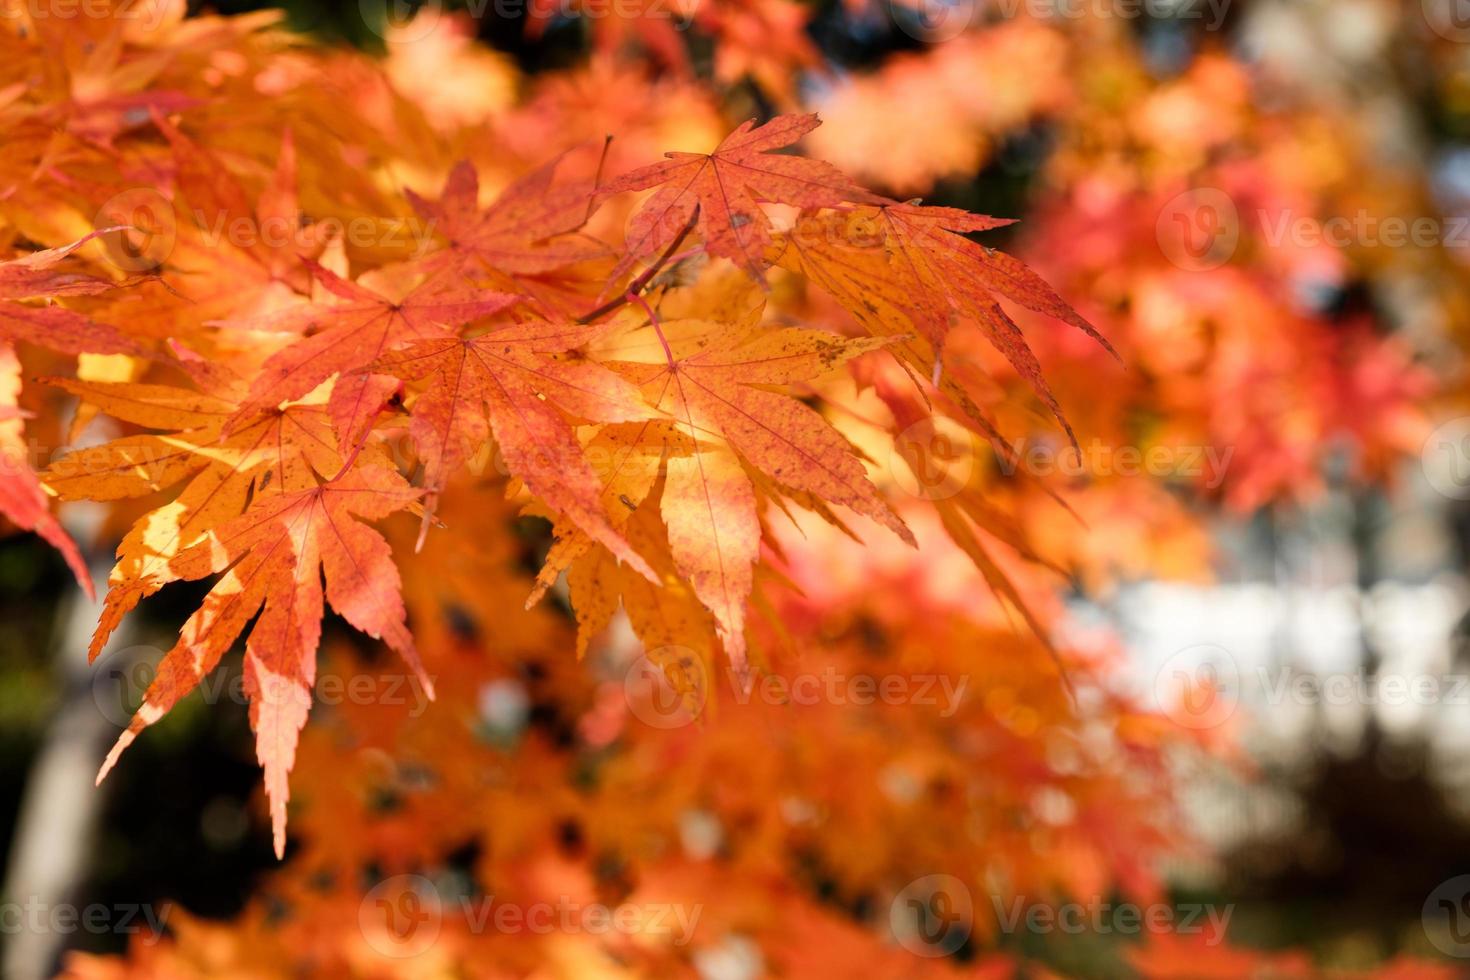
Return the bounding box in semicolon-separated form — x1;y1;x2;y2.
594;317;911;675
0;233;142;357
151;113;326;283
10;17;197;150
407;157;608;277
41;378;344;660
570;489;721;696
374;318;658;574
0;344;93;597
874;201;1114;352
601;113;878;283
776;203;1117;444
95;464;427;859
525;416;670;608
0;11;1150;884
0;233;145;599
218;260;520;448
0;231;120;299
84;121;330;343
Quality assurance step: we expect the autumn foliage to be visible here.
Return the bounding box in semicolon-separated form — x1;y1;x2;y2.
0;0;1459;977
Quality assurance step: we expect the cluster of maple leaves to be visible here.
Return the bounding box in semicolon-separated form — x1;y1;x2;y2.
8;1;1462;977
3;8;1115;862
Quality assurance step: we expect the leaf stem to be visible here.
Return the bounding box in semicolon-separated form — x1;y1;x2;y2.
628;290;676;370
330;429;371;482
578;135;614;230
577;204;701;325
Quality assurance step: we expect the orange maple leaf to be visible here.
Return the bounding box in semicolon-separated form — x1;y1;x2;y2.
219;261;520;448
95;464;428;859
597;317;911;676
601;113;879;283
41;379;344;660
374;317;659;574
408;157;608;277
